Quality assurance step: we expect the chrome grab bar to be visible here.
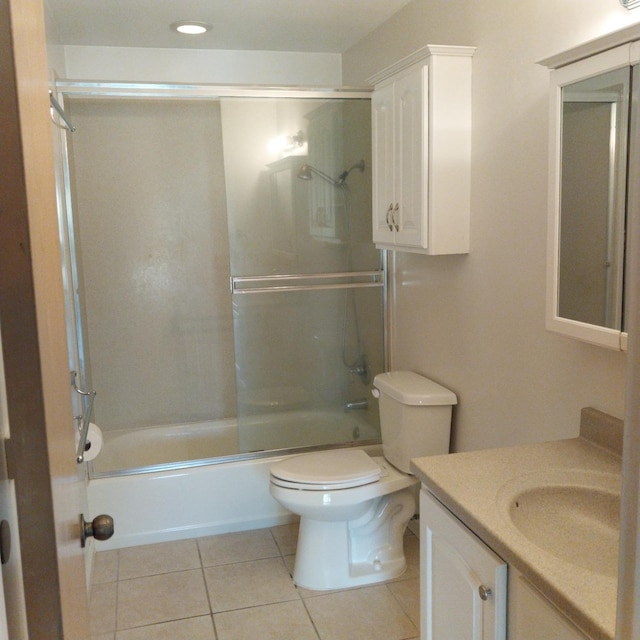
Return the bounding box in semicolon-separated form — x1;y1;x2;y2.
231;270;384;294
71;371;96;463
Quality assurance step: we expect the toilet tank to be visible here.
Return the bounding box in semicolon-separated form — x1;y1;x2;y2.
373;371;457;473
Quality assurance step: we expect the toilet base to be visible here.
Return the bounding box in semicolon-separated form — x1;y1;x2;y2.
292;485;416;590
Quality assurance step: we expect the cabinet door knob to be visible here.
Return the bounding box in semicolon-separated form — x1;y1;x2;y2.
386;203;394;230
478;584;492;601
393;203;399;231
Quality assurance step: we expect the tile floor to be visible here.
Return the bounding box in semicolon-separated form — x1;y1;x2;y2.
90;523;420;640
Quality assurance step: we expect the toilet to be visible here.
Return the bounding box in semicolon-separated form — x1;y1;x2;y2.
269;371;457;590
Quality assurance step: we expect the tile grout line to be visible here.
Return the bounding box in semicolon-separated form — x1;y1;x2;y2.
299;593;324;640
196;537;220;639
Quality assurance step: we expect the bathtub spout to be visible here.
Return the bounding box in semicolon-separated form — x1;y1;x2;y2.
344;398;368;412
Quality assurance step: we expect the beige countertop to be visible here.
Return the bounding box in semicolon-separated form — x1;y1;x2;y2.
410;413;622;640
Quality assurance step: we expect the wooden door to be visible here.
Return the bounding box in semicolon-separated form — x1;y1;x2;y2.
0;0;90;637
0;333;26;639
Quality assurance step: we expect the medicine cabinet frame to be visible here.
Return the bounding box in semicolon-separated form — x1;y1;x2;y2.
540;27;640;350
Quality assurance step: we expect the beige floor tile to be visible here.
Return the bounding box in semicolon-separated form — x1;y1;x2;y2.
117;569;210;630
118;539;201;580
93;550;119;584
92;633;115;640
270;522;299;556
115;615;215;639
215;600;319;640
387;577;420;628
204;557;300;613
89;582;117;636
305;584;418;640
198;528;280;567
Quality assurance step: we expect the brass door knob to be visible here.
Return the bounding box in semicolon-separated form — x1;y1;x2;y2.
80;514;114;548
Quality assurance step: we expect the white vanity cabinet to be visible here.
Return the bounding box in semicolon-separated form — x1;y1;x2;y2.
420;489;507;640
420;488;596;640
369;45;474;254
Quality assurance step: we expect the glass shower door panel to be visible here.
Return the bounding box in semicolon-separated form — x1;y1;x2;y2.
221;96;376;277
233;286;383;453
222;94;382;454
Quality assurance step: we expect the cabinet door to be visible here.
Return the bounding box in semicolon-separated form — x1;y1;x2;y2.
508;571;589;640
372;81;395;245
420;490;507;640
394;66;426;248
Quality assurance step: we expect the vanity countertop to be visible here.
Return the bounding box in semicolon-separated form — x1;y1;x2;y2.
410;408;622;640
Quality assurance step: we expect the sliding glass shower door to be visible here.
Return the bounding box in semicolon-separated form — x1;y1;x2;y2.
57;87;382;473
221;96;382;452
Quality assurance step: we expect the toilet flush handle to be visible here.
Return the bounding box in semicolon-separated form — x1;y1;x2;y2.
371;388;380;398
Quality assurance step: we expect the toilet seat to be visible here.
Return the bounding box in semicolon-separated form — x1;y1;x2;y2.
270;449;382;491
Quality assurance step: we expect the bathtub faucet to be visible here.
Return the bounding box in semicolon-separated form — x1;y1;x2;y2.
344;398;368;412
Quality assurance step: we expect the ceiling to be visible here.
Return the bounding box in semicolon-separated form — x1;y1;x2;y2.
45;0;413;53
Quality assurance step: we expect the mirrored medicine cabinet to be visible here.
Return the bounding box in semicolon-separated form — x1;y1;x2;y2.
541;32;640;350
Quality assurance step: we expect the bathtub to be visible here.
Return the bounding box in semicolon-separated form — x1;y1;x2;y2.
87;409;381;550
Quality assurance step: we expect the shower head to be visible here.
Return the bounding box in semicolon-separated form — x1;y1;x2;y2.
297;160;366;188
297;163;339;186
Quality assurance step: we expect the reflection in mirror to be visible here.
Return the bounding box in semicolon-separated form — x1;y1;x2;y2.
558;67;630;330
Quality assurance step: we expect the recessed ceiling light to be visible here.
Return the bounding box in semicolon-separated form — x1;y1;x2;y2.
172;21;212;35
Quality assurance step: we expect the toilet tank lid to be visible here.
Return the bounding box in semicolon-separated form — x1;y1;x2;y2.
373;371;457;406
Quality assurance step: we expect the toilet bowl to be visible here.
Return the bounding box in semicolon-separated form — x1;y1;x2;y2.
270;449;418;590
269;371;457;591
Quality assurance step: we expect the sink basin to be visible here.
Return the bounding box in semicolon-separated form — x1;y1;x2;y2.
497;469;620;577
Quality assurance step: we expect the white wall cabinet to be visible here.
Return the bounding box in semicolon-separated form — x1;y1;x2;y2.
420;489;507;640
369;45;474;254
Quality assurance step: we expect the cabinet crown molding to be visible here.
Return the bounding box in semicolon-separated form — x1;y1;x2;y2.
367;44;475;87
538;22;640;69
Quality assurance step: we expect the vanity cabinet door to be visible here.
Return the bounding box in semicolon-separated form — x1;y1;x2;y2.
508;571;589;640
420;489;507;640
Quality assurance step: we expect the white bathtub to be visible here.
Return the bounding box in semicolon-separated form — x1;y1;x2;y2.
90;409;378;476
90;418;239;475
87;410;381;550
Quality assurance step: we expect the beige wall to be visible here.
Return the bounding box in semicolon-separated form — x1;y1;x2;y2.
61;45;342;86
343;0;640;451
